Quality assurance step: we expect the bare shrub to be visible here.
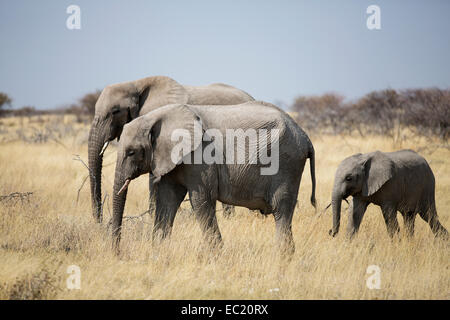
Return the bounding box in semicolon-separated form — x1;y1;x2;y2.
401;88;450;141
292;93;346;134
65;104;89;123
78;90;101;118
354;90;400;133
0;269;59;300
61;90;101;123
350;89;404;143
15;126;56;144
14;106;36;117
12;117;84;145
0;194;105;253
0;192;33;206
291;88;449;142
0;89;100;122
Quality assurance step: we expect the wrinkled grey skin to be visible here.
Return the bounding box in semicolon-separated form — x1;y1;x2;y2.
330;150;448;239
111;102;316;254
88;76;254;222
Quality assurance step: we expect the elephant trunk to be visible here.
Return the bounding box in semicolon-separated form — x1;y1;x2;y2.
112;167;128;252
88;123;106;223
330;190;342;237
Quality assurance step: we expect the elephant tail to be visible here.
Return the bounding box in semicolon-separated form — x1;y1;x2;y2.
308;145;317;209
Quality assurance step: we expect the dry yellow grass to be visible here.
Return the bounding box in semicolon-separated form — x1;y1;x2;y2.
0;115;448;299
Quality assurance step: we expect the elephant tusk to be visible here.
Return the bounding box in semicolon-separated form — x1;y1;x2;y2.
323;199;349;213
99;141;109;156
321;203;331;216
117;179;130;195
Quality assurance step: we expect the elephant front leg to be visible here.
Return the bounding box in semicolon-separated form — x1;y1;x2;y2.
346;198;368;239
152;179;187;246
381;205;400;238
148;174;157;217
189;190;222;249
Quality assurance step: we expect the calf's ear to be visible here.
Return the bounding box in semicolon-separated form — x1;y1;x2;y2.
361;151;395;197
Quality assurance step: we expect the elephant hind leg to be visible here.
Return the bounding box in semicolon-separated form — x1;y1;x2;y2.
402;211;416;238
273;199;296;257
419;204;448;239
190;191;222;249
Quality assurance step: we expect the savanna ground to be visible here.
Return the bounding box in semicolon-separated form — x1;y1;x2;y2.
0;114;448;299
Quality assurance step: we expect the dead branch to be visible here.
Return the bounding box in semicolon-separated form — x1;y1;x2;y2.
0;192;34;205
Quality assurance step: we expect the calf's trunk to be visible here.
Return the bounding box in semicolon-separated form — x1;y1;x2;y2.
330;191;342;237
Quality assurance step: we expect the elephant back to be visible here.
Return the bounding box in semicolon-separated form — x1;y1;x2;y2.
135;76;190;115
184;83;254;105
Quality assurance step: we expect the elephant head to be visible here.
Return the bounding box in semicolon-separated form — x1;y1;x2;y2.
330;151;395;236
111;104;203;245
88;76;189;222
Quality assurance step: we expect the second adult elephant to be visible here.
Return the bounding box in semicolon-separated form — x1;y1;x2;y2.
88;76;254;222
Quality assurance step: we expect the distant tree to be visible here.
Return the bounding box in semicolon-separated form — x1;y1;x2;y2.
15;106;36;117
401;88;450;141
0;92;13;117
0;92;12;110
292;92;345;134
352;89;402;138
78;90;101;117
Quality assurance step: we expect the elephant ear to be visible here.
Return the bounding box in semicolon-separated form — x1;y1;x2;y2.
131;76;189;118
361;151;395;197
148;105;203;181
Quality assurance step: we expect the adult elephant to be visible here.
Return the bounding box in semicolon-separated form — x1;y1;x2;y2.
88;76;254;223
111;102;316;255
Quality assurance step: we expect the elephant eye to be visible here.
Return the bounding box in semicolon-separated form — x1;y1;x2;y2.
112;107;121;115
127;150;135;156
345;175;352;181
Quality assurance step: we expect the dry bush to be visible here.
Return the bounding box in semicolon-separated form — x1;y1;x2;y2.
352;89;403;138
77;90;101;118
0;269;60;300
15;106;37;117
65;104;90;123
55;90;101;123
293;93;346;135
292;88;450;145
0;114;89;146
0;90;100;124
401;88;450;141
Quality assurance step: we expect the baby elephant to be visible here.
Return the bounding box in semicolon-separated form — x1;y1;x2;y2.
329;150;448;239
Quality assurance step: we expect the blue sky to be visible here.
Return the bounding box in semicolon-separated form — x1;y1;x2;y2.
0;0;449;109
